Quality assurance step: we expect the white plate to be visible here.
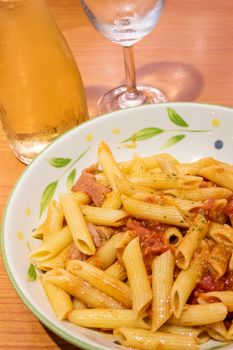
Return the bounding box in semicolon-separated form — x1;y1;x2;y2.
2;102;233;350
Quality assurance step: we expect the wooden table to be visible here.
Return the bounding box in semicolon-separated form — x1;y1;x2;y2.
1;0;233;348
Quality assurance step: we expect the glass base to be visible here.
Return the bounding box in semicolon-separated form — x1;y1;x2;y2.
9;138;52;165
98;84;168;115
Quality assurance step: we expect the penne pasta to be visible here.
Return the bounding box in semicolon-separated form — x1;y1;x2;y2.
157;153;179;174
66;259;132;308
115;176;155;197
60;194;96;255
164;227;183;247
199;165;233;192
122;237;152;317
101;190;122;209
170;246;207;318
121;194;188;227
81;205;128;226
87;231;125;269
175;213;208;269
30;142;233;349
207;322;228;342
94;172;109;186
198;291;233;311
114;328;199;350
164;187;232;201
42;199;64;242
118;153;179;173
116;230;136;266
30;225;73;262
192;157;219;168
36;243;71;271
151;250;174;331
208;222;233;246
130;154;147;176
42;277;73;320
43;269;124;309
128;173;202;191
176;164;200;176
32;222;46;240
71;191;91;205
68;309;149;329
207;243;231;278
105;261;127;281
159;325;210;345
168;303;228;326
98;141;123;191
32;199;64;240
165;196;202;216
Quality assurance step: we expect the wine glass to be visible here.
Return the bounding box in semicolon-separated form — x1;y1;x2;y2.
80;0;167;114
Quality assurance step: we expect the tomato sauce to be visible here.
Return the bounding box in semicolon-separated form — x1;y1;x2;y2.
126;219;170;273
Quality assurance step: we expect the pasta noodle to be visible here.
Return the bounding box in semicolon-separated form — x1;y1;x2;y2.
42;278;72;320
159;325;210;345
67;309;149;329
121;194;188;227
167;303;228;326
122;237;152;317
164;227;183;247
30;226;73;262
170;245;208;318
175;213;208;270
114;328;199;350
66;259;132;308
30;141;233;350
206;321;229;342
60;194;96;255
151;250;174;331
43;269;124;309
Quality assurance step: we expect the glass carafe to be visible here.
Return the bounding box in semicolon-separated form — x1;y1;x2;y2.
0;0;88;164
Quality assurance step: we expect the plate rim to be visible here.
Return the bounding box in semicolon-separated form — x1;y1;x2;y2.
1;101;233;350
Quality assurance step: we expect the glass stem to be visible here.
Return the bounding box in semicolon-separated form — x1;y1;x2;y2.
122;46;138;95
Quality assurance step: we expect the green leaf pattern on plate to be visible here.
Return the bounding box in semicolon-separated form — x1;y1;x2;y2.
39;147;90;218
167;107;189;127
123;127;164;142
161;134;186;148
122;107;210;148
39;181;58;218
66;169;76;192
47;157;72;168
27;263;37;281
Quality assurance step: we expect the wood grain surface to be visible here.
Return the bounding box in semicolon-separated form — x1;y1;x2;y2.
1;0;233;349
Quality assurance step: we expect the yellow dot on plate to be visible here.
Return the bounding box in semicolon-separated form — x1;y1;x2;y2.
85;134;93;141
124;142;137;149
212;118;221;127
25;208;31;216
16;231;24;240
112;128;120;134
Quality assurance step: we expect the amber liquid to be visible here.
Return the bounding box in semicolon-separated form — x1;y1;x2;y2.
0;0;88;164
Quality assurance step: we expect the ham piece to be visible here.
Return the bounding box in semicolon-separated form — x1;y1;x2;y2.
87;223;114;248
72;166;110;206
68;242;87;260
